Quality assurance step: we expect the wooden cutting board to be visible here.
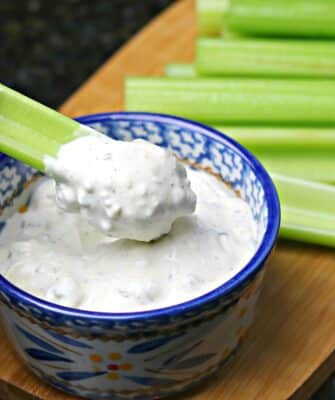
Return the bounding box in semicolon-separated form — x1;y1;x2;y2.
1;1;335;399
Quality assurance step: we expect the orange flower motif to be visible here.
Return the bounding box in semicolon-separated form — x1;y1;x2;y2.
18;204;28;213
90;354;103;363
89;352;133;380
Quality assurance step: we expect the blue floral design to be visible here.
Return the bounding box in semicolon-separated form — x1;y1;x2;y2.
16;324;64;354
58;371;106;381
128;333;184;354
47;331;93;349
25;348;74;363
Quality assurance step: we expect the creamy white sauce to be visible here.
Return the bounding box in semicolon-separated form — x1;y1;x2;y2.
0;168;258;312
44;135;196;242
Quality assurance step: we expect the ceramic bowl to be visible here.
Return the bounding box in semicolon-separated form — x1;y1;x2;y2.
0;112;280;399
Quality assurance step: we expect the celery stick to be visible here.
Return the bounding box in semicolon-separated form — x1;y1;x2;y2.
126;77;335;125
257;153;335;183
0;83;92;171
224;0;335;39
0;116;60;171
222;30;250;40
197;0;227;36
215;126;335;150
165;64;197;78
216;126;335;181
197;38;335;78
273;174;335;247
0;84;79;144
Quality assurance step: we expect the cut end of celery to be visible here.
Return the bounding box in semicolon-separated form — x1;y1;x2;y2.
273;174;335;247
197;0;227;36
165;63;197;78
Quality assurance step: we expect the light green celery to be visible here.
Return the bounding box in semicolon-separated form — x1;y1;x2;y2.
0;84;79;142
223;0;335;39
0;117;60;171
222;29;249;40
0;83;89;171
215;126;335;150
215;126;335;181
257;153;335;183
197;0;227;36
165;64;197;78
197;38;335;78
273;174;335;247
125;77;335;125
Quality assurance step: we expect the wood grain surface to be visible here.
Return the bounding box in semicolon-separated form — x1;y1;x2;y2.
1;0;335;399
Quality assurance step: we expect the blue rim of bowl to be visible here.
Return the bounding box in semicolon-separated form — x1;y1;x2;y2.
0;112;280;321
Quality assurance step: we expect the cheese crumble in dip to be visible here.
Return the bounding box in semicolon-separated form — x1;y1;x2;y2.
0;168;258;312
44;135;196;242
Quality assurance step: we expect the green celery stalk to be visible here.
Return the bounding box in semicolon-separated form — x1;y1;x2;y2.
223;0;335;39
0;83;91;171
216;126;335;181
165;64;197;78
215;126;335;150
197;0;227;36
0;84;79;143
125;77;335;125
197;38;335;78
0;116;61;171
256;153;335;183
273;174;335;247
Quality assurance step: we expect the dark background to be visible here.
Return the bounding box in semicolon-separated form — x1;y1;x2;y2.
1;0;173;108
0;1;333;398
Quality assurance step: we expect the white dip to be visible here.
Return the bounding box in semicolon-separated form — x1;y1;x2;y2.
44;135;196;242
0;168;258;312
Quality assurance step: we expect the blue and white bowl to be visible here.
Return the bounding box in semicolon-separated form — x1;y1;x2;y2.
0;112;280;399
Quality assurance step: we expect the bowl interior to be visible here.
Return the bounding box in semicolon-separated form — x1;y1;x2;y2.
0;112;280;318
